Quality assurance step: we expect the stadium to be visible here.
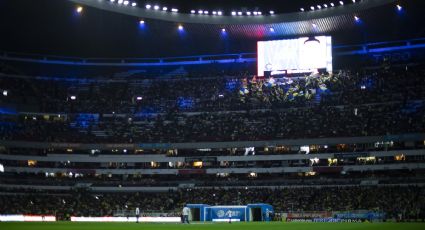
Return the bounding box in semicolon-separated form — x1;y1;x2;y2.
0;0;424;229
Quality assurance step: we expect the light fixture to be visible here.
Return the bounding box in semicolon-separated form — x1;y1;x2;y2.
191;10;195;14
217;11;223;15
171;8;178;12
300;8;305;12
153;5;159;10
269;10;275;15
162;7;168;11
231;11;236;16
131;2;137;7
145;4;151;9
76;6;83;13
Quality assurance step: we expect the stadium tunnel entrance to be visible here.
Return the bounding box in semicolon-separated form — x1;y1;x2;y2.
250;208;262;221
189;207;201;221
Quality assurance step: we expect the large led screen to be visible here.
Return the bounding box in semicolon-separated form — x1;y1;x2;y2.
257;36;332;76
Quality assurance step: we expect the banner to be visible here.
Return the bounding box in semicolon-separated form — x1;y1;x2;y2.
286;218;362;223
70;216;180;222
0;215;56;222
210;206;246;221
335;212;385;220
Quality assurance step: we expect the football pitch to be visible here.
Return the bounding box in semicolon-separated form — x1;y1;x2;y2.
0;222;424;230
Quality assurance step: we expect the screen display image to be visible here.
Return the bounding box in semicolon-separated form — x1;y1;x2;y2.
257;36;332;76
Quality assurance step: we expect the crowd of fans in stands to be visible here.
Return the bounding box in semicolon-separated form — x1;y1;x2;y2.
1;65;424;143
0;186;423;220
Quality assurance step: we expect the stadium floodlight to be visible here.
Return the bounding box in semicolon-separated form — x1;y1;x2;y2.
153;5;159;10
354;16;360;22
110;0;116;2
212;11;217;15
340;1;344;5
330;3;335;7
237;11;242;16
178;25;183;30
162;7;168;11
145;4;151;9
131;2;137;7
269;10;275;15
0;163;4;173
70;95;77;100
2;90;7;96
310;6;315;10
136;96;143;101
123;1;129;6
231;11;236;16
171;8;178;12
324;4;328;8
352;0;356;3
317;5;322;9
190;10;195;14
76;6;83;13
204;11;209;14
221;28;226;32
139;20;145;24
198;10;203;14
217;11;222;15
253;11;258;15
118;0;123;4
300;8;305;12
396;5;402;11
246;11;251;15
258;11;262;15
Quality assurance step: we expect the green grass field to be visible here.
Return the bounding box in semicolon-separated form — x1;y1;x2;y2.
0;222;424;230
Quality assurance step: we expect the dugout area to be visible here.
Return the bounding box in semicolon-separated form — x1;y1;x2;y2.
185;204;273;222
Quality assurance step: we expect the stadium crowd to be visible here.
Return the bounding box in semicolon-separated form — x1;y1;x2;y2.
1;66;424;143
0;186;423;220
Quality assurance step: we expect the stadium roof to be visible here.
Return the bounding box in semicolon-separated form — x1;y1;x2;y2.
0;0;423;58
